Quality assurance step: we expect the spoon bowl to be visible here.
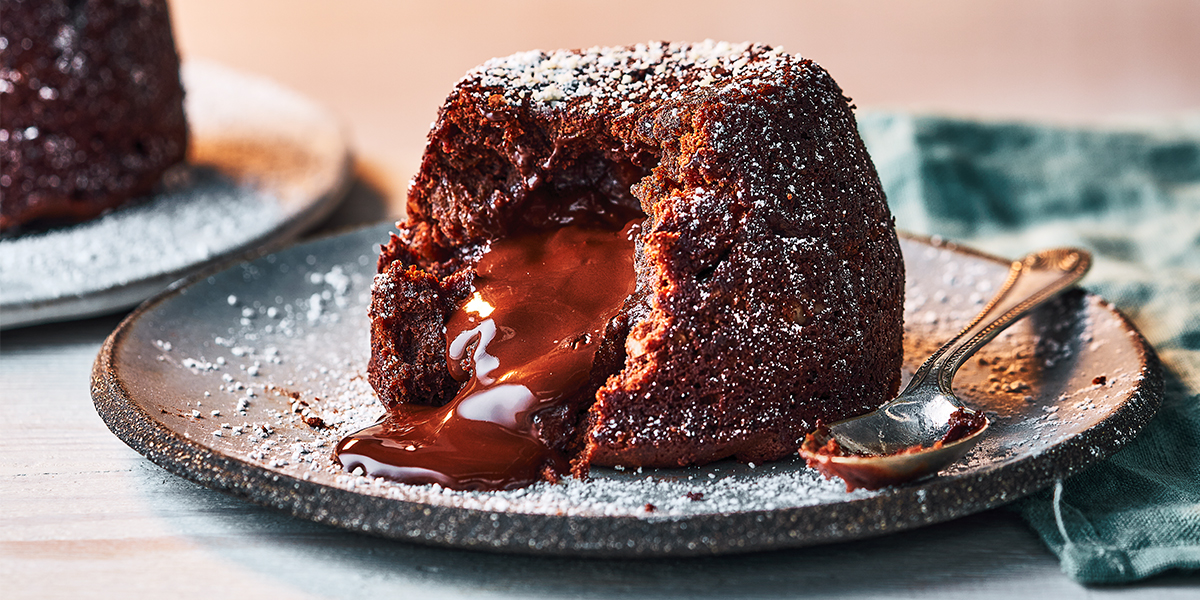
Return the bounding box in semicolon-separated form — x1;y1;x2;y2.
801;420;989;492
801;247;1092;490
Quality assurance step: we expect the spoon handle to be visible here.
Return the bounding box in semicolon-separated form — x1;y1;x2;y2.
906;247;1093;397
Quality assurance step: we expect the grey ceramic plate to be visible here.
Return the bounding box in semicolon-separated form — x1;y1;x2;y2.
0;61;351;330
92;224;1162;556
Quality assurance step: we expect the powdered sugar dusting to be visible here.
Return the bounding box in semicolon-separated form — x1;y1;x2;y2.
467;40;793;116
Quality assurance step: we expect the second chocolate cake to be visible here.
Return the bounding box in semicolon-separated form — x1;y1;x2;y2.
354;41;904;489
0;0;188;233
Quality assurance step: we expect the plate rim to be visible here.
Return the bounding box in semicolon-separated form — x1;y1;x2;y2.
0;60;353;330
90;225;1164;557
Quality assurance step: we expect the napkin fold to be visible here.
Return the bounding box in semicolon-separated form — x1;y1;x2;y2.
858;112;1200;584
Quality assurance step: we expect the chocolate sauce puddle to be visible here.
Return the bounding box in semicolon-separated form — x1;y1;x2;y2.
336;222;640;490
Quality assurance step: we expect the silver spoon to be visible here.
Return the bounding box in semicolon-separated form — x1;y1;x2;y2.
800;246;1092;491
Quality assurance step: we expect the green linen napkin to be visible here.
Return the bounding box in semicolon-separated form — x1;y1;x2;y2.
858;112;1200;584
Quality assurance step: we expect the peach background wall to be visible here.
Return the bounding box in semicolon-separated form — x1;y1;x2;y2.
169;0;1200;209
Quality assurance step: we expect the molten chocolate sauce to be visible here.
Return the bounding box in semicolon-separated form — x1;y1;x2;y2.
336;222;640;490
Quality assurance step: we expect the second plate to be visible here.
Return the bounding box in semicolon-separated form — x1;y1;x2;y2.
0;61;352;330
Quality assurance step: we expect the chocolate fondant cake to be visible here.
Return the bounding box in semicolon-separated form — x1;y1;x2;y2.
352;41;904;489
0;0;187;233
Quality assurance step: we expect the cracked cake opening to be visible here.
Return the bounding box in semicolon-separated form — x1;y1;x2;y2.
337;221;640;490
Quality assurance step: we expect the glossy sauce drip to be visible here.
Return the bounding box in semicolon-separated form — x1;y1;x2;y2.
336;222;640;490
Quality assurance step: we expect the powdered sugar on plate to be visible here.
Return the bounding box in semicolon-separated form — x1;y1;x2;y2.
105;224;1154;524
138;234;851;517
93;224;1160;553
1;168;284;302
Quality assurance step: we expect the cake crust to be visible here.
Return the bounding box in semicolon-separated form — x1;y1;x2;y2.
369;41;904;476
